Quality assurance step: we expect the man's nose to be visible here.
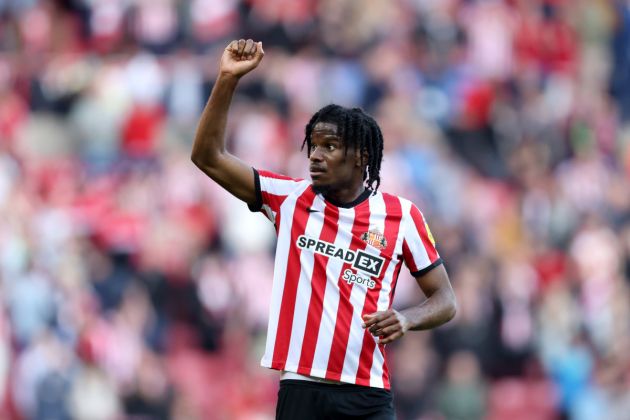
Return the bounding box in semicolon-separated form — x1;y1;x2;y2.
310;146;323;161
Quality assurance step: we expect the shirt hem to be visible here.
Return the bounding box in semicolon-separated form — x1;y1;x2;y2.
260;359;390;390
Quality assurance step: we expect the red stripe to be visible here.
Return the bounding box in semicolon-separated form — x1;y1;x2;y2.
261;191;286;211
382;261;404;390
261;191;287;225
401;239;417;272
355;193;403;388
388;259;404;308
274;210;282;235
270;188;316;369
325;202;371;381
297;204;340;374
409;205;439;262
381;342;390;389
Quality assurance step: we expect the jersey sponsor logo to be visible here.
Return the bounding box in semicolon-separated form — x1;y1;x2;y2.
342;269;376;289
296;235;385;277
361;229;387;250
354;250;384;277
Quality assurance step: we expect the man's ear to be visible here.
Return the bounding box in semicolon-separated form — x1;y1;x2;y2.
355;148;368;167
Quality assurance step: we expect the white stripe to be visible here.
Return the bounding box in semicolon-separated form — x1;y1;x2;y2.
260;182;310;368
404;203;432;271
369;344;385;388
310;205;356;374
370;195;408;387
376;197;407;313
340;193;385;383
260;175;308;196
261;204;275;224
284;198;326;371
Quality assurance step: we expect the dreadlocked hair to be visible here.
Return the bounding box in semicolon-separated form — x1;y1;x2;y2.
301;104;384;193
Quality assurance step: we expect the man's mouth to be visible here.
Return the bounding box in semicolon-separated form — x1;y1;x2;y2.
310;167;325;175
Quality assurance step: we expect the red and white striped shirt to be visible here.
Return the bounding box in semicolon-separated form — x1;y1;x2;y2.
249;169;442;390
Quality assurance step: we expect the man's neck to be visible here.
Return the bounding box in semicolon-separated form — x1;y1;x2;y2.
321;184;367;206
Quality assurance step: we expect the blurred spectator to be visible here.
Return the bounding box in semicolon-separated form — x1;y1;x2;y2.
610;0;630;121
436;350;487;420
390;334;439;419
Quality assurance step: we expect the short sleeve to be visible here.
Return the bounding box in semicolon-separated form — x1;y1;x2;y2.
401;203;443;277
248;168;305;224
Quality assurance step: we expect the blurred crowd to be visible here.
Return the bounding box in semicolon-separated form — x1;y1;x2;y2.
1;0;630;419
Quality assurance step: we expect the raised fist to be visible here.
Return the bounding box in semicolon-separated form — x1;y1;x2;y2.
220;39;264;78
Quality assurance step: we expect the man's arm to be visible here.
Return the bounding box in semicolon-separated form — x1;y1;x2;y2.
191;39;264;205
362;265;456;344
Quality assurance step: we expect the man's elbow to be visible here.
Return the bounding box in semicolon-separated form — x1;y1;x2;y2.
442;294;457;324
190;152;205;169
191;151;219;174
191;148;209;167
191;155;208;177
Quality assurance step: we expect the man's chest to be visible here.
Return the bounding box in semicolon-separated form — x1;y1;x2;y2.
285;203;404;278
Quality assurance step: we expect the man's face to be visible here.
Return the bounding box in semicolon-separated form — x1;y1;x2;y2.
309;122;361;193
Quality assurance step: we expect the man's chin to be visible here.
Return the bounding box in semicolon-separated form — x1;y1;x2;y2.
311;182;330;195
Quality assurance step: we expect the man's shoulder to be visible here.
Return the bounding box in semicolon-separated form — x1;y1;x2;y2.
258;169;306;183
256;168;311;193
377;191;432;224
378;190;414;208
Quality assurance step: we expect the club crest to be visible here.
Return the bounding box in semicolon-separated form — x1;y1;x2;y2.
361;229;387;250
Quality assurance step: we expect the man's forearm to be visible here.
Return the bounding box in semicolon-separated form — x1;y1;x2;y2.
189;39;262;204
399;288;456;331
191;73;240;165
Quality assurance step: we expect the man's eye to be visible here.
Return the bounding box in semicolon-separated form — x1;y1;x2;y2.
327;144;336;151
310;144;317;151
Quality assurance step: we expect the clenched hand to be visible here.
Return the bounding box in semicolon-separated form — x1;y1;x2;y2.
362;309;410;345
220;39;264;79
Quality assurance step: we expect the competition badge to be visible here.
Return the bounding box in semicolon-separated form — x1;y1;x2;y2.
425;221;436;246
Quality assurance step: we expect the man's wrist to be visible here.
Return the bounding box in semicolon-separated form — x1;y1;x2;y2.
217;71;241;85
395;309;412;332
